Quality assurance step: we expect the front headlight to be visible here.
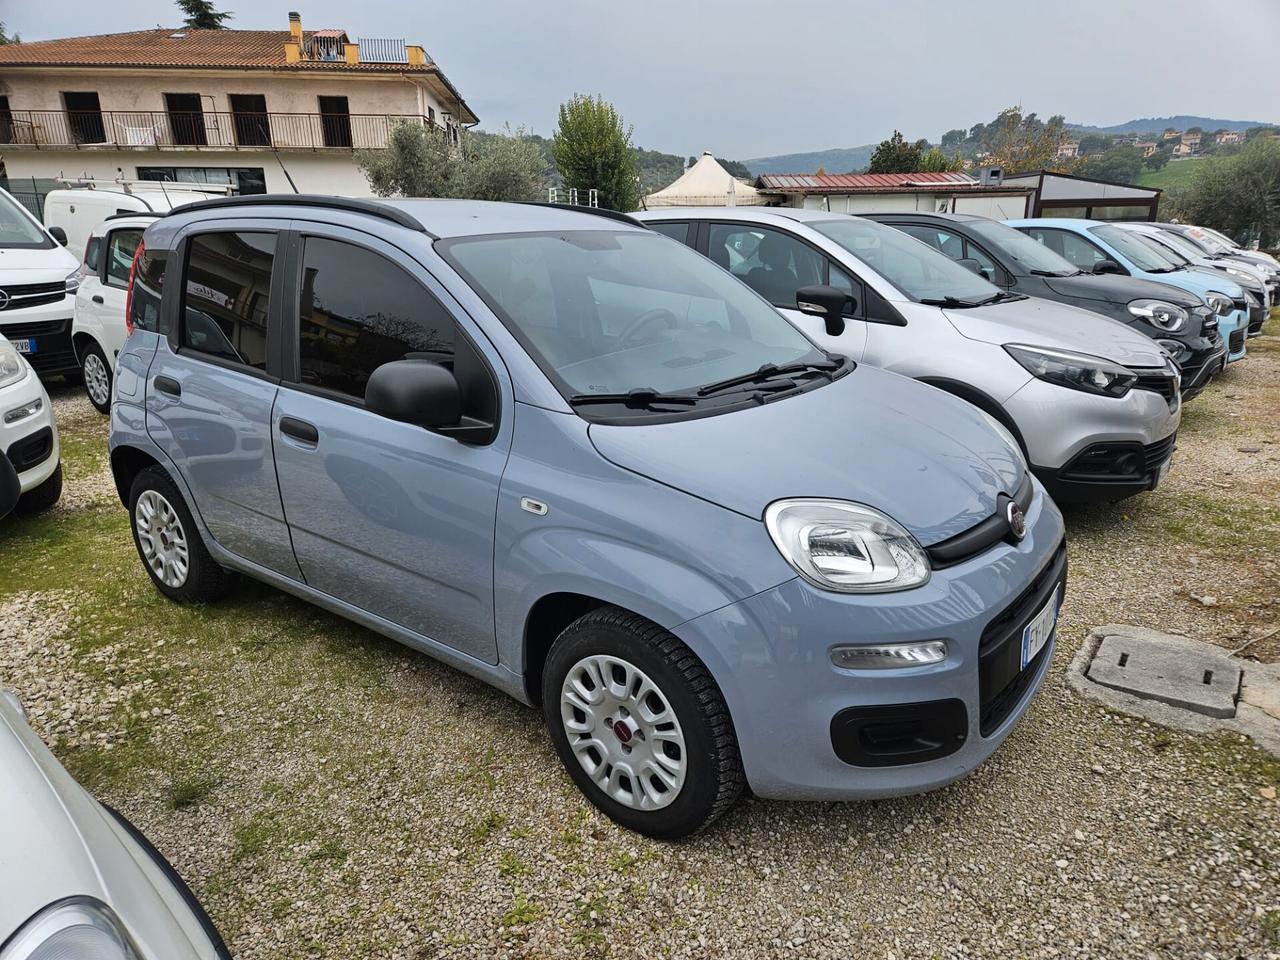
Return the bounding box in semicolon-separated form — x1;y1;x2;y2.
1224;267;1257;287
0;898;141;960
0;339;27;389
64;267;80;295
1128;298;1188;331
1004;343;1137;398
764;499;930;593
1204;291;1233;316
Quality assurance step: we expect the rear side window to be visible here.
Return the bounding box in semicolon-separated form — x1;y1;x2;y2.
129;246;167;334
180;231;275;371
296;237;455;398
105;228;143;287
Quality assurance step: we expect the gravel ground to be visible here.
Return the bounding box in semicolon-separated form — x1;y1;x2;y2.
2;331;1279;960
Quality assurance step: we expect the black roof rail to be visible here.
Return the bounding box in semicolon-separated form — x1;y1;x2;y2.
165;194;434;237
103;211;165;223
517;201;645;229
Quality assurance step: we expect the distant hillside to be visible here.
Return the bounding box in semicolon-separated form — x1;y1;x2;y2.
1068;116;1276;135
743;145;876;176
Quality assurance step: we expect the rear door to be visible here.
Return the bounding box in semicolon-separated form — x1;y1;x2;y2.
145;219;301;578
270;226;508;662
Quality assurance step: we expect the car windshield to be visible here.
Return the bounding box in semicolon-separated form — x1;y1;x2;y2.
967;220;1080;276
1091;224;1181;273
810;217;1000;302
1153;229;1212;262
1128;230;1191;266
440;230;828;406
0;191;54;250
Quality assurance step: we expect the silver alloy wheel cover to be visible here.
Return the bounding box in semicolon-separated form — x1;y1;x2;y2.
83;352;110;407
134;489;190;588
560;654;687;811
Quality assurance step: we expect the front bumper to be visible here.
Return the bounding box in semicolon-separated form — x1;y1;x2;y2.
0;293;78;377
0;368;60;493
1220;309;1248;361
672;482;1066;801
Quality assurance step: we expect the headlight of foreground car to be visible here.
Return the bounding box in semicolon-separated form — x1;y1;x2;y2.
765;499;930;593
0;339;27;390
1128;298;1188;331
64;268;81;295
0;898;142;960
1005;343;1137;398
1204;291;1233;316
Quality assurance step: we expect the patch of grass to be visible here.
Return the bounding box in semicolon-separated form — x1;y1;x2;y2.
1262;910;1280;947
498;851;528;878
466;810;504;843
232;817;273;860
500;893;539;927
307;838;349;864
607;851;638;873
164;772;219;810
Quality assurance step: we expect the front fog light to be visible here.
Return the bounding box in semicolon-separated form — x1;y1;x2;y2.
830;641;947;670
4;397;42;424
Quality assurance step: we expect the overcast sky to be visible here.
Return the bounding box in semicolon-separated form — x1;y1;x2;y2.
8;0;1280;159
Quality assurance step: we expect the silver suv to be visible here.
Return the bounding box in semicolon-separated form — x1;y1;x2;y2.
636;208;1181;502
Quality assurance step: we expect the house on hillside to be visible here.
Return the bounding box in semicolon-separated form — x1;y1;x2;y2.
753;171;1034;219
1055;140;1080;159
1176;131;1202;155
0;12;477;202
1136;141;1158;157
1215;131;1243;146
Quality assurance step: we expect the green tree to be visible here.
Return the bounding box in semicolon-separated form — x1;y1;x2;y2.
867;130;926;173
176;0;232;28
919;147;962;172
1077;134;1112;156
356;121;457;198
941;128;967;150
1081;146;1144;184
1172;137;1280;246
455;126;547;202
551;94;641;211
720;158;753;179
982;106;1078;173
0;22;18;44
1144;149;1171;171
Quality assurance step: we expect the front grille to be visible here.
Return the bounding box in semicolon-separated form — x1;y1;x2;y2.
6;426;54;473
0;318;77;374
1144;432;1177;473
978;542;1067;735
926;472;1033;569
1229;328;1245;353
1132;370;1179;407
0;281;65;311
1232;297;1248;313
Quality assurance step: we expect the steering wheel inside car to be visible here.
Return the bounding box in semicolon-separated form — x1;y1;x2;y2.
616;308;677;348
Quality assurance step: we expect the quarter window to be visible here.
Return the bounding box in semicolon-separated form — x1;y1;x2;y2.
105;228;144;287
707;223;825;309
296;238;455;399
180;231;275;370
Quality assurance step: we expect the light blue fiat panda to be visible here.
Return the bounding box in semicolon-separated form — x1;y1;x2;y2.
108;197;1065;838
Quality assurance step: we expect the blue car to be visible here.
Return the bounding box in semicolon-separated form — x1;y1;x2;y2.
108;196;1065;839
1005;218;1249;363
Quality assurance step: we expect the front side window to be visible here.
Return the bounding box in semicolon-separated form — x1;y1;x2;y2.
180;232;274;370
1022;228;1110;272
441;230;823;404
968;220;1078;276
811;218;998;303
105;228;144;287
296;238;455;398
0;191;53;249
707;223;825;308
84;236;103;274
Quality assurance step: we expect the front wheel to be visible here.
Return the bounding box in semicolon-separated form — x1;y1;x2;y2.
542;607;744;840
80;340;113;414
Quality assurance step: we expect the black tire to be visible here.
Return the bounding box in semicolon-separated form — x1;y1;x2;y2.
79;339;113;415
14;463;62;514
128;465;236;603
542;606;744;840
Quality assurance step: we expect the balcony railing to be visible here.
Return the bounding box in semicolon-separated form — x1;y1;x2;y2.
0;110;442;151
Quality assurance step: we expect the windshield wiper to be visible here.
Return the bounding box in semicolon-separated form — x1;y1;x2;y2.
1029;268;1080;277
972;291;1027;305
919;295;977;308
568;387;702;409
695;357;844;397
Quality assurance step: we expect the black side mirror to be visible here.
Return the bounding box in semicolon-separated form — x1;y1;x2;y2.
48;226;68;246
956;257;982;275
0;455;19;520
1093;259;1123;275
366;359;461;430
795;285;852;336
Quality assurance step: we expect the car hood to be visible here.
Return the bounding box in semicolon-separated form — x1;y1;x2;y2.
942;297;1165;367
588;364;1023;546
1042;273;1202;308
0;245;78;279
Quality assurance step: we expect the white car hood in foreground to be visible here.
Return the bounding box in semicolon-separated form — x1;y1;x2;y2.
943;296;1166;368
0;244;79;280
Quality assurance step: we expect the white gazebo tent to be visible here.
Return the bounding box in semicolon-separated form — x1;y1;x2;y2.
643;152;768;208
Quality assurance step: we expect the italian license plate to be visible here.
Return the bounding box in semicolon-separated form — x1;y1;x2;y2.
11;338;35;354
1020;585;1060;670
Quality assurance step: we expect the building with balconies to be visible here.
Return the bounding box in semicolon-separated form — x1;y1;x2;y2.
0;12;477;206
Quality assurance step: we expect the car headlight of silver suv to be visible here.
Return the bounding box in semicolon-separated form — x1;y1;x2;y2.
1204;291;1233;316
0;339;27;390
1004;344;1137;398
1127;298;1188;331
0;898;142;960
764;499;930;593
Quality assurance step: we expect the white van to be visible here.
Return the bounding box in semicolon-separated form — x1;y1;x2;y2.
43;180;230;259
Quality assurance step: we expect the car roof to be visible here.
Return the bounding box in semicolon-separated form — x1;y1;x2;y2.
1004;217;1105;229
633;206;859;228
859;211;987;224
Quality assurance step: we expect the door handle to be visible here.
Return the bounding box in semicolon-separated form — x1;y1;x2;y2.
91;295;104;304
154;375;181;398
279;416;319;445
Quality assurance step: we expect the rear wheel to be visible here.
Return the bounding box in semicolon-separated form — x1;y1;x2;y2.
128;466;236;603
542;606;744;839
80;340;113;414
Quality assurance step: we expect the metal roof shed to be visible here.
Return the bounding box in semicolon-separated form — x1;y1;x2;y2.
754;171;1034;219
1003;170;1162;221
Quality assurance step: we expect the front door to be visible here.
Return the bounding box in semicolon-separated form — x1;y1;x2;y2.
317;96;352;148
164;93;208;146
145;223;301;578
271;230;507;662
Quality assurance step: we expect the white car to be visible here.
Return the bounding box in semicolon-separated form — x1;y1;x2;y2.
72;214;156;413
0;188;81;382
0;690;229;959
0;335;60;512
